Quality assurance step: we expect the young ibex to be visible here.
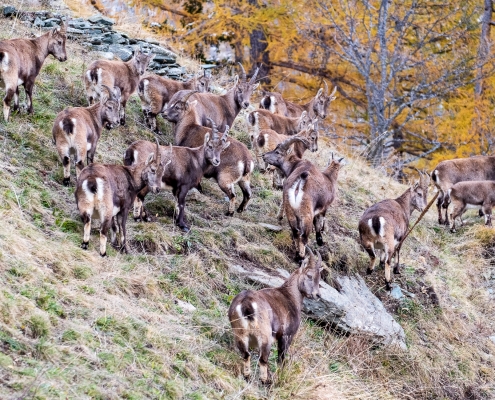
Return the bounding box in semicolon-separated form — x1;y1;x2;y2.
247;109;309;138
449;181;495;232
228;246;322;384
259;82;337;119
263;138;343;259
138;71;211;134
84;48;154;125
163;91;255;216
76;140;166;256
52;85;121;186
123;122;231;231
183;63;259;130
431;156;495;225
358;171;430;290
0;23;68;121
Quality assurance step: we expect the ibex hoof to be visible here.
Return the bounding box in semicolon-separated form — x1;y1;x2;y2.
236;206;245;214
385;281;392;291
179;225;190;232
81;242;89;250
438;219;444;225
366;268;373;275
63;177;70;186
100;252;107;258
134;217;141;222
225;211;234;217
316;236;324;246
450;228;456;233
120;119;126;126
393;266;401;275
479;209;484;217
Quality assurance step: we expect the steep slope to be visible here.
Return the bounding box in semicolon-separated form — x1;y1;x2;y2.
1;9;495;400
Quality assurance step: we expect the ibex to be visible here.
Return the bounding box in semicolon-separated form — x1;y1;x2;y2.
228;246;322;384
259;82;337;119
84;48;154;125
184;63;259;130
263;138;343;259
431;156;495;225
247;109;309;138
163;91;255;216
75;140;166;256
52;85;121;186
138;72;211;134
358;171;430;290
123;122;231;231
0;23;68;121
448;181;495;232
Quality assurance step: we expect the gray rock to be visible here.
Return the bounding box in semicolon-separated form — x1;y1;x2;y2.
88;15;115;26
33;17;45;27
67;27;85;35
3;6;16;18
229;264;406;348
258;223;283;232
143;37;159;45
94;51;115;60
43;18;61;28
153;53;177;64
167;67;186;76
89;36;104;45
83;28;104;36
389;285;404;300
108;45;133;61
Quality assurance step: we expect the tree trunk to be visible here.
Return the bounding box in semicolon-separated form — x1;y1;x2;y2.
248;0;270;83
475;0;493;97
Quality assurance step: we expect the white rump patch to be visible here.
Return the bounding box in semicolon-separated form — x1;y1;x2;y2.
268;95;277;113
251;302;257;311
237;161;244;177
133;150;139;166
368;217;386;237
1;53;9;71
112;205;120;216
86;142;92;151
235;304;248;328
433;170;440;185
59;120;64;130
81;179;95;202
17;78;24;86
96;177;104;201
288;179;305;210
249;160;254;173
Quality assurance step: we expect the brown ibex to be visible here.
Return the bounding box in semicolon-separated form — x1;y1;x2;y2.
0;23;68;121
259;82;337;119
75;140;166;256
138;71;211;134
448;181;495;232
183;63;259;130
123;121;231;231
84;48;153;125
52;85;121;186
358;171;430;290
163;91;255;216
228;246;322;384
431;156;495;225
247;109;309;138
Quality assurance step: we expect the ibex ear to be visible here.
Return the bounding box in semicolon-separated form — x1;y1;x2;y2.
186;99;198;109
253;83;260;89
316;88;323;98
222;140;231;151
145;152;155;166
300;256;310;270
204;132;210;145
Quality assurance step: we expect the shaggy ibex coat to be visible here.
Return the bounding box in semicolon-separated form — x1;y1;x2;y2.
431;156;495;225
228;247;322;384
259;82;337;119
52;85;121;185
123;123;231;231
0;23;68;121
448;180;495;232
359;171;430;290
76;140;165;256
247;109;309;138
84;48;153;125
138;72;211;134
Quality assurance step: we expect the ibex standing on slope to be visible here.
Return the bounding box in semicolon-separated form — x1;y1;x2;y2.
259;82;337;119
359;171;430;290
0;23;68;121
229;246;322;384
53;85;121;185
431;156;495;225
76;140;166;256
84;48;153;125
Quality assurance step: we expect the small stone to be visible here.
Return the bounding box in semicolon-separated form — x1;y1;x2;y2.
150;22;162;28
3;5;16;18
88;15;115;26
175;299;196;312
108;45;133;61
490;336;495;345
259;223;283;232
389;285;404;300
33;17;44;27
67;27;85;35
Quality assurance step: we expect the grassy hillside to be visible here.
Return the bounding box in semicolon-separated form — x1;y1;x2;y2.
1;8;495;399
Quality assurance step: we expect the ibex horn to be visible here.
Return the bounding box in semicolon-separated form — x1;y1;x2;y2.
206;117;218;139
279;135;309;152
155;137;161;167
249;66;260;84
181;90;198;104
238;62;247;82
323;80;329;94
221;125;229;142
100;84;114;100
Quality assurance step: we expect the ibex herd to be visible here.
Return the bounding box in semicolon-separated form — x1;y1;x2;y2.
2;24;493;385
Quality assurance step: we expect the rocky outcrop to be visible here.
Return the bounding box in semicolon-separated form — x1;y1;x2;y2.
2;5;187;78
229;263;406;349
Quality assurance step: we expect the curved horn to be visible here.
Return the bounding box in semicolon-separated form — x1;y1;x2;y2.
323;80;329;95
238;62;247;82
180;90;198;104
206;117;219;139
155;137;161;167
316;249;322;265
249;66;260;84
305;245;314;257
279;135;310;152
100;84;114;100
221;125;229;141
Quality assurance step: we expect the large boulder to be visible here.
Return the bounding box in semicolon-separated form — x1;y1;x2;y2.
229;263;406;349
